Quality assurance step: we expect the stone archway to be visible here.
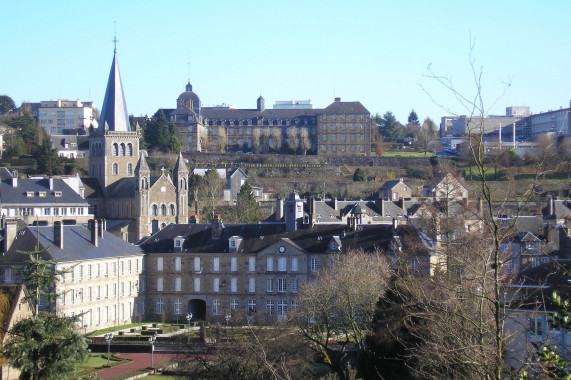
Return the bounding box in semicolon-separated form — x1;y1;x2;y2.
188;299;206;320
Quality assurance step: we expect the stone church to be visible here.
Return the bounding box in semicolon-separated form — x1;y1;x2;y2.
83;47;189;242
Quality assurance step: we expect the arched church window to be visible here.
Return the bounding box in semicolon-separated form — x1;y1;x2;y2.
127;163;133;175
161;204;167;216
120;143;126;156
112;143;118;156
170;204;175;215
127;143;133;156
152;204;158;216
112;163;118;175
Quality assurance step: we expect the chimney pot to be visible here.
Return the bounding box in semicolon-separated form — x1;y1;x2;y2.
54;221;63;249
90;219;98;247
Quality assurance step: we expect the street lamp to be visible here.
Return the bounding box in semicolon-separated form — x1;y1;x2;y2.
104;333;113;367
225;313;231;326
186;313;193;342
148;335;157;370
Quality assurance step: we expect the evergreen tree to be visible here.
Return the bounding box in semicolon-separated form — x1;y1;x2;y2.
34;137;63;175
407;109;420;126
233;181;260;223
2;230;88;379
379;111;404;142
144;109;181;153
353;168;367;182
0;95;16;115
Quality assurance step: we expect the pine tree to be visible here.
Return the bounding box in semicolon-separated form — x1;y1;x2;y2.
233;181;259;223
1;228;88;379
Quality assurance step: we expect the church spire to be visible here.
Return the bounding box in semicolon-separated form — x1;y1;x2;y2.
99;44;131;132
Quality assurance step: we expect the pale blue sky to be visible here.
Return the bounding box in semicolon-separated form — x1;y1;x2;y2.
2;1;569;124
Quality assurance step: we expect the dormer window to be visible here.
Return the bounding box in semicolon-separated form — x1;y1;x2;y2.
173;236;185;252
38;192;46;197
26;192;34;197
228;236;243;253
54;191;62;197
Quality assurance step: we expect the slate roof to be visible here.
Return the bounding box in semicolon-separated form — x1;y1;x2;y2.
322;101;369;114
200;108;321;121
50;135;90;151
0;168;16;180
81;178;104;199
98;49;130;132
139;222;395;255
0;224;143;265
0;178;88;205
380;179;404;190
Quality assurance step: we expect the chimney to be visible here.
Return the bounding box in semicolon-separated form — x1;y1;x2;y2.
276;198;284;221
334;198;338;211
380;199;386;217
392;217;398;230
549;196;555;217
54;221;63;249
11;177;17;188
334;97;341;102
311;197;317;225
98;219;105;239
90;219;98;247
211;215;224;239
49;178;54;191
4;220;17;252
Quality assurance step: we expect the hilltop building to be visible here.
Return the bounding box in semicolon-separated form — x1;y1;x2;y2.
163;84;372;156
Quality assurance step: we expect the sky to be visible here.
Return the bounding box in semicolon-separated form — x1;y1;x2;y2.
2;1;570;124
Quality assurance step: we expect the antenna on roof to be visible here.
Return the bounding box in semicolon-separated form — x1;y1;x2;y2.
187;58;190;83
113;21;118;52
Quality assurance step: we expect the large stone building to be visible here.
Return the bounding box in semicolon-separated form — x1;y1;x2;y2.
0;220;145;332
84;48;189;242
139;199;398;322
164;83;372;156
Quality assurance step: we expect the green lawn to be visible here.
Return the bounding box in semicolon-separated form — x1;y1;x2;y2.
74;353;130;377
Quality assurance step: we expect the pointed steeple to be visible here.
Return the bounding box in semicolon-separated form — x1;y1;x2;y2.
99;49;131;132
135;150;150;173
173;152;187;174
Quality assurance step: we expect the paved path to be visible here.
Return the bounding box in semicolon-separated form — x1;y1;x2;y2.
95;352;179;380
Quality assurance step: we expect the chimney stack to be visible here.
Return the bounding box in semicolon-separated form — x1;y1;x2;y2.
11;177;17;188
4;220;17;252
275;198;284;221
90;219;98;247
334;97;341;102
98;219;105;239
54;221;63;249
49;178;54;191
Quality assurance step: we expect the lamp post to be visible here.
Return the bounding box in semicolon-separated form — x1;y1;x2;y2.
104;333;113;367
186;313;193;342
225;313;231;326
148;335;157;370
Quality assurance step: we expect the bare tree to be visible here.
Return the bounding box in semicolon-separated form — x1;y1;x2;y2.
299;127;311;155
262;126;270;154
292;249;391;379
199;127;208;152
252;127;260;154
217;126;227;153
271;127;281;152
177;322;311;380
287;127;298;154
406;40;556;380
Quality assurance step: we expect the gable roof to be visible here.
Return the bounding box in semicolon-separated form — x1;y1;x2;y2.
0;224;143;265
0;178;88;205
138;222;395;255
